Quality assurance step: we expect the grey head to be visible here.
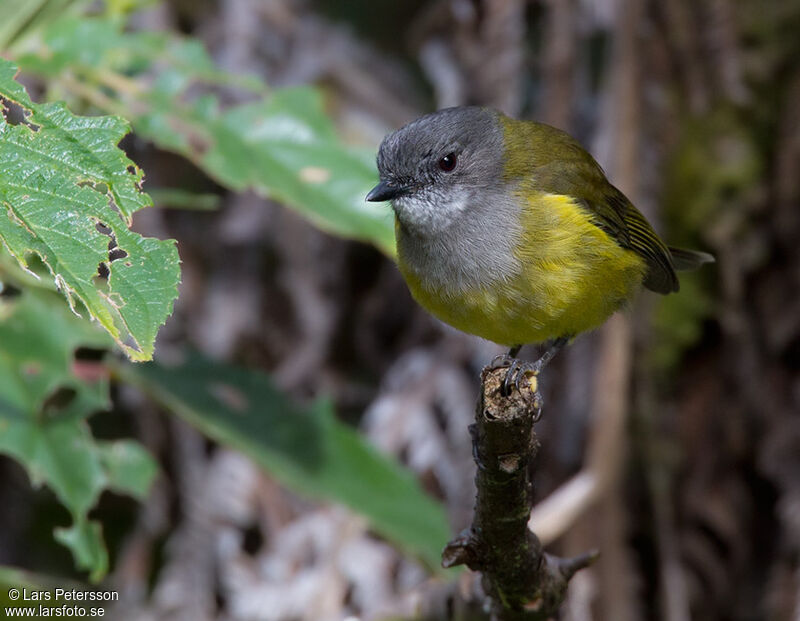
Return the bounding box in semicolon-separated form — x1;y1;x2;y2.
366;106;505;235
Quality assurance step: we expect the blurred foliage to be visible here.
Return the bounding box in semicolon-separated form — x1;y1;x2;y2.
0;286;158;580
119;356;451;570
650;272;714;374
0;564;110;617
0;0;444;585
10;11;395;254
147;188;221;211
662;106;762;240
652;105;759;373
0;0;88;52
0;0;796;617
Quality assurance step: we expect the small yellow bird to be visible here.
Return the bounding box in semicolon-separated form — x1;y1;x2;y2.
367;107;713;404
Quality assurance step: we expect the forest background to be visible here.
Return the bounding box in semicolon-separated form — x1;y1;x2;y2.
0;1;799;620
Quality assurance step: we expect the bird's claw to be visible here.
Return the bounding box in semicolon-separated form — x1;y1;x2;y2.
532;391;544;423
483;344;554;420
500;359;540;396
489;359;543;421
486;353;514;371
483;339;569;421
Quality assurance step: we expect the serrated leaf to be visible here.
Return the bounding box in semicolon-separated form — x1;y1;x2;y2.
0;289;158;580
0;59;180;360
119;356;449;570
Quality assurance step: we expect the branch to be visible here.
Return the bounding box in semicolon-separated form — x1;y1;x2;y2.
442;366;597;620
527;471;599;545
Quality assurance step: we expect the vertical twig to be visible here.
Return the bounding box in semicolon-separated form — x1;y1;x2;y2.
443;367;597;620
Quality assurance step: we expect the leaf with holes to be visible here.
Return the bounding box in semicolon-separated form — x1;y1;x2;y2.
0;289;158;581
0;59;179;360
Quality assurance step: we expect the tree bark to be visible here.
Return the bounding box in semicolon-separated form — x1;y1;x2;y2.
442;366;597;620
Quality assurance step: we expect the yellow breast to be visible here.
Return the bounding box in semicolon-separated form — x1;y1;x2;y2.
399;192;646;346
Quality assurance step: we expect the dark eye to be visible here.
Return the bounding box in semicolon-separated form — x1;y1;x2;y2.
438;152;457;172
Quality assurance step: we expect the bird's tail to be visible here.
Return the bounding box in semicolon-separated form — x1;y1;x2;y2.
668;246;715;271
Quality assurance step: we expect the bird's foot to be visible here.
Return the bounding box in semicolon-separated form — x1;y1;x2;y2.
483;339;569;422
502;358;541;396
484;355;544;421
503;360;544;420
485;353;515;372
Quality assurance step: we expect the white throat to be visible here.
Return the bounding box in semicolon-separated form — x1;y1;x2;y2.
392;187;471;236
394;186;523;293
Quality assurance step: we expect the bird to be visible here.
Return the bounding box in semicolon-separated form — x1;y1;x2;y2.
366;106;713;410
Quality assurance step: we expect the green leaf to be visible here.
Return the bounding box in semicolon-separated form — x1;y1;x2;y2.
0;563;90;599
13;15;163;76
196;89;395;254
119;356;449;569
15;16;396;255
97;438;159;497
0;286;110;415
136;84;393;253
0;289;158;580
149;188;221;211
54;520;107;582
0;59;180;360
0;0;90;52
0;0;48;51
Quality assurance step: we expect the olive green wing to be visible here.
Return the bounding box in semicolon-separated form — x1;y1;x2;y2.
587;186;679;294
581;190;715;292
531;155;679;294
509;121;707;293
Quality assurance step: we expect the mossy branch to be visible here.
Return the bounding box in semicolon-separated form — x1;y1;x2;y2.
442;366;597;620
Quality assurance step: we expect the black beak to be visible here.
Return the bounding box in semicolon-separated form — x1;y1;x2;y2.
366;180;407;202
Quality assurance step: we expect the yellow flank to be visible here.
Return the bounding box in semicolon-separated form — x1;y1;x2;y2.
400;192;646;346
